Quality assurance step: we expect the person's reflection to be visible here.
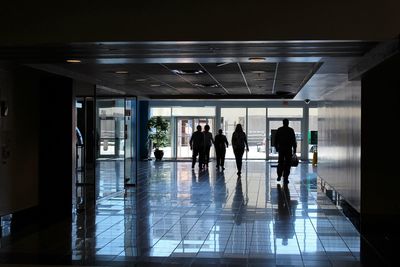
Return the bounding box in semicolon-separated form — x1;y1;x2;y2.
275;184;297;246
214;170;227;209
232;178;247;225
191;169;211;213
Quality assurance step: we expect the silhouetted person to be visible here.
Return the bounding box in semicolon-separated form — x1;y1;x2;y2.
274;118;297;183
190;125;205;170
203;124;214;168
214;129;228;170
232;124;249;176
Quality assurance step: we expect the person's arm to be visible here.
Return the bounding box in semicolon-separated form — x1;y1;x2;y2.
291;129;297;154
224;136;229;148
189;134;193;150
274;129;279;152
244;133;249;151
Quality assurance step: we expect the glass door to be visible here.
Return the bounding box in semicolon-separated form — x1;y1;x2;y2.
95;98;126;199
268;119;302;160
176;117;214;159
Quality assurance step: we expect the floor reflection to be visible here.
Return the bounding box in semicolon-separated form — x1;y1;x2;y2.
0;160;361;266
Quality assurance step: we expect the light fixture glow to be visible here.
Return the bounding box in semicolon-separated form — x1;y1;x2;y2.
248;57;266;62
66;59;81;63
115;70;129;74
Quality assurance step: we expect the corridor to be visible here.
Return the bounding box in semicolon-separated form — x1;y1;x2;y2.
0;161;360;266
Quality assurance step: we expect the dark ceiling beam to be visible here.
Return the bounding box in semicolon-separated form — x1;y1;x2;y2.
348;36;400;80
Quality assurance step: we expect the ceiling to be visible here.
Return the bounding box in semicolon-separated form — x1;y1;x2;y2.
0;41;376;99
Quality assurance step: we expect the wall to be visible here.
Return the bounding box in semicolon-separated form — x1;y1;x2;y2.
0;67;40;216
360;54;400;265
318;79;361;212
0;66;73;224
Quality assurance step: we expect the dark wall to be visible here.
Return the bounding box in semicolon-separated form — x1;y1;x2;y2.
7;67;74;227
38;72;73;220
361;54;400;266
1;1;399;44
138;101;149;160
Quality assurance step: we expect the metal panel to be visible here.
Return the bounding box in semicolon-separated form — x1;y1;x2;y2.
318;80;361;211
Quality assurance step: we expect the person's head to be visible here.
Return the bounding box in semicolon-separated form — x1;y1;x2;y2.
204;125;210;132
218;129;223;134
283;118;289;126
196;125;202;131
234;124;243;133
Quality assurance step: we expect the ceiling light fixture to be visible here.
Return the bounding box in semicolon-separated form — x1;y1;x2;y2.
115;70;129;74
251;70;266;74
172;69;204;75
135;78;147;82
248;57;266;62
194;83;219;88
150;84;161;87
66;59;81;63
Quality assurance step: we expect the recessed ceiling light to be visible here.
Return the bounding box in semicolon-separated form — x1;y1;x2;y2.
254;78;267;81
115;70;129;74
251;70;266;74
248;57;266;62
172;69;204;75
66;59;81;63
150;84;161;87
135;78;147;82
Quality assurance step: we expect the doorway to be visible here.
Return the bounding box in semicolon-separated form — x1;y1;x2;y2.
74;96;137;203
267;119;302;160
176;117;215;158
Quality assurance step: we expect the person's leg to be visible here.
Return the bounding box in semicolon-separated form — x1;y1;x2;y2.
221;149;226;169
216;149;221;168
283;150;292;183
277;151;284;181
199;148;205;169
192;148;199;168
235;148;244;175
205;146;211;166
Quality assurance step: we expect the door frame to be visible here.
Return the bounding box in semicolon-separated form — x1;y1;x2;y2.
266;117;303;160
174;116;215;159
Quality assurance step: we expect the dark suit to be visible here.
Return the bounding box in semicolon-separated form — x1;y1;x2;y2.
214;133;228;168
274;125;297;180
190;131;205;168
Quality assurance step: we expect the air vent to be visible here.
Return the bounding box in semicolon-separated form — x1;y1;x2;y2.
172;69;204;75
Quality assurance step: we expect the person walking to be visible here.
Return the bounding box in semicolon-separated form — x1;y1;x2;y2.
190;125;205;170
231;124;249;176
274;118;297;183
214;129;228;170
203;124;214;168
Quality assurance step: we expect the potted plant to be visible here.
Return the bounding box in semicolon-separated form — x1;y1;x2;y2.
147;116;169;160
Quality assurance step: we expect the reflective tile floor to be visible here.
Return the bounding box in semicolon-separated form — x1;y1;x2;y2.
0;161;361;266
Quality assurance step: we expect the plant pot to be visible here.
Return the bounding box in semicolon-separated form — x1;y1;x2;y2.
154;149;164;161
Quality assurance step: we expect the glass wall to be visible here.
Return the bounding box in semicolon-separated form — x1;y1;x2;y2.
149;104;311;160
94;97;137;200
308;108;318;160
221;108;246;159
268;108;303;159
247;108;266;159
149;106;216;159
